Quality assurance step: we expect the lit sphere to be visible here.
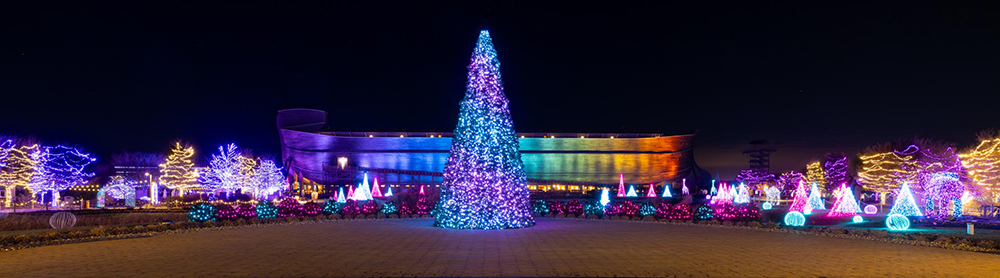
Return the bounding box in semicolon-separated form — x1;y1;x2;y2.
852;215;863;223
886;214;910;231
784;211;805;227
762;202;773;210
864;205;878;215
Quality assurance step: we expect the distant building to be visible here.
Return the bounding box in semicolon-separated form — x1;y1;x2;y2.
277;109;711;196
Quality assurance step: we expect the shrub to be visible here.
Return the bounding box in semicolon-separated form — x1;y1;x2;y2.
302;202;323;216
276;198;304;218
548;200;565;215
256;201;278;219
583;201;604;216
532;200;550;215
639;202;656;217
323;200;343;215
237;204;257;219
215;204;239;220
341;200;361;216
380;201;398;214
188;203;217;222
565;200;583;215
361;201;381;215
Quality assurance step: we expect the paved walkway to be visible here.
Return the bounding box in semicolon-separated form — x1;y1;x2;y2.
1;219;998;277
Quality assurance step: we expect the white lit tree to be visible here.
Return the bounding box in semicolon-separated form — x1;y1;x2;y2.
254;159;286;199
200;143;243;195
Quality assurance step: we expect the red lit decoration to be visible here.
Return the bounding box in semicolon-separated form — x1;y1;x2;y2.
713;203;760;221
277;198;304;217
236;203;257;219
666;203;693;220
620;201;639;217
341;200;360;216
548;200;565;215
215;204;239;220
361;201;381;215
565;200;583;215
605;202;622;216
302;201;323;216
655;202;672;218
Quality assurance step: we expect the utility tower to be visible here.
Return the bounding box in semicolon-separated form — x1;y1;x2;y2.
743;140;777;172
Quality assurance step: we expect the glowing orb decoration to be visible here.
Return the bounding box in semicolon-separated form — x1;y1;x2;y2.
886;214;910;231
864;205;878;215
762;202;773;210
803;206;813;215
852;215;863;223
784;211;806;227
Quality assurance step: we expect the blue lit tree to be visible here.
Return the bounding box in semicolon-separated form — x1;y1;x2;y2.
433;30;534;229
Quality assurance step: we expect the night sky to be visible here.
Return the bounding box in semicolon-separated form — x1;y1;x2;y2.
3;2;999;178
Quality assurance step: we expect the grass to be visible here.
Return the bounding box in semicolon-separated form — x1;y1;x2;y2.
0;210;187;233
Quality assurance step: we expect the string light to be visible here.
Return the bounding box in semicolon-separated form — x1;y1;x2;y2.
645;183;656;198
625;185;638;197
889;183;923;216
765;186;780;204
599;188;610;206
380;201;398;214
733;183;750;203
616;174;626;198
323;199;343;215
639;202;656;216
806;162;827;195
852;215;863;223
784;211;805;226
858;148;917;194
351;173;373;201
788;180;808;212
158;142;198;193
681;178;689;195
827;184;862;217
960;138;1000;207
371;177;384;198
433;30;533;229
188;203;217;222
807;182;826;210
864;204;878;215
886;214;910;231
823;154;849;193
661;184;672;198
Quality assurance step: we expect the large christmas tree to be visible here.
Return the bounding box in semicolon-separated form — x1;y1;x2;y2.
434;30;534;229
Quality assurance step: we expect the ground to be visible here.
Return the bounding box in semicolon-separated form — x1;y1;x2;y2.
1;219;998;277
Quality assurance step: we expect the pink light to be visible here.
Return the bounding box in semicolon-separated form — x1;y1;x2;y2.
617;174;626;198
864;205;878;215
419;185;425;195
646;183;657;198
371;178;384;198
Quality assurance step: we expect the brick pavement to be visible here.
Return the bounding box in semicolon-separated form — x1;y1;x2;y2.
1;219;998;277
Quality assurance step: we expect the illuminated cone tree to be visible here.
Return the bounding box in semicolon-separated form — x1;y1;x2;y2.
434;30;534;229
788;181;809;212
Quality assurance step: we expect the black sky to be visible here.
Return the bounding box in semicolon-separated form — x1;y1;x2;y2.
2;2;999;178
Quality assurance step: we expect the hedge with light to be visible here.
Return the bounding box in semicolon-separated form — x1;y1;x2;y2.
188;203;217;222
